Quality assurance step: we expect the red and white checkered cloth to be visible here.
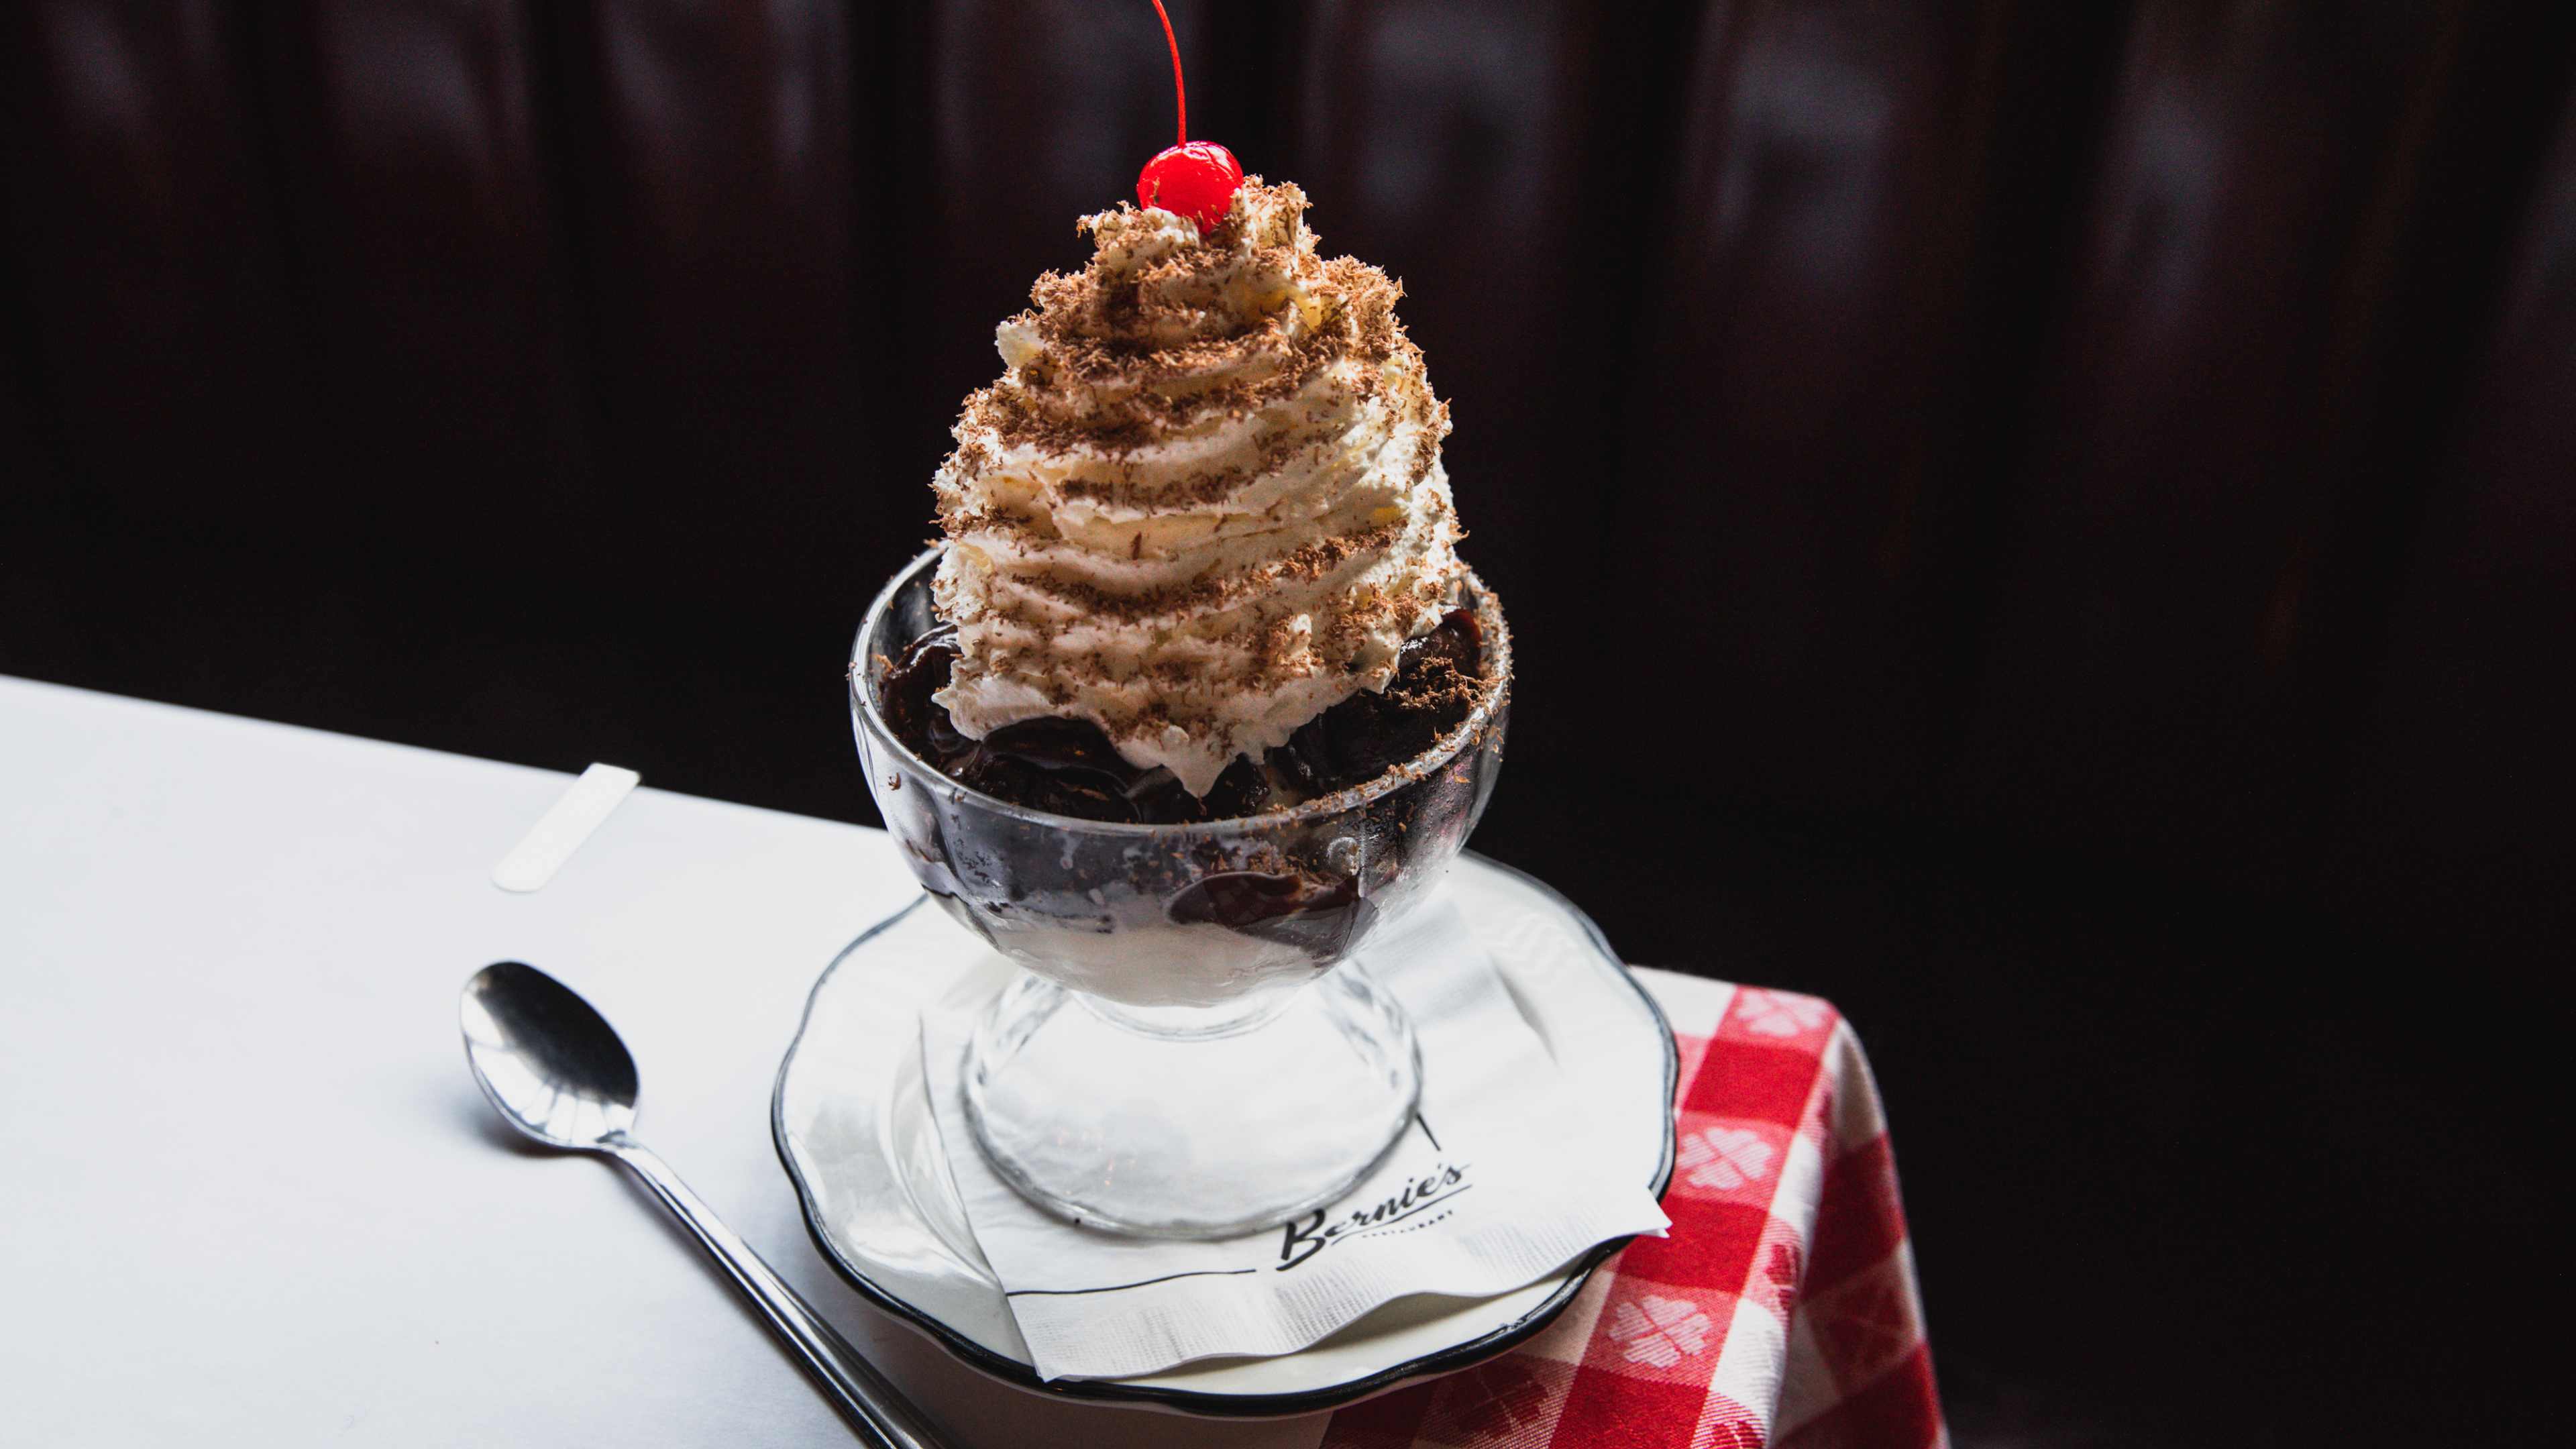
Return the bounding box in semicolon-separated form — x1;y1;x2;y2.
1323;973;1943;1448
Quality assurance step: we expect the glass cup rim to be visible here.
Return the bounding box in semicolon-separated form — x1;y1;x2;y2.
849;545;1511;839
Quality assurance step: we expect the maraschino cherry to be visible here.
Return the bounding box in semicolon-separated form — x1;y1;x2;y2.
1134;0;1240;233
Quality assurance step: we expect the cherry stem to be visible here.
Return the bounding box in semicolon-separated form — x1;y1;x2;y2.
1150;0;1186;145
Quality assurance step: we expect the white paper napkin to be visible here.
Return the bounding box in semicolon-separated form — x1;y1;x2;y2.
919;897;1671;1382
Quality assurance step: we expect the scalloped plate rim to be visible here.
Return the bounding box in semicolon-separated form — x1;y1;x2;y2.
769;852;1677;1419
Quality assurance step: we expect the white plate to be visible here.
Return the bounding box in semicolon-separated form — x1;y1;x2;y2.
771;853;1675;1417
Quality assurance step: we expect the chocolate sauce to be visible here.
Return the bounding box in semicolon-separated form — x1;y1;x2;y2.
876;609;1487;826
1168;869;1378;961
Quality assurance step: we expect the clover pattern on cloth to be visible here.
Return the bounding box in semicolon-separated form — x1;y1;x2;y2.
1678;1125;1776;1191
1318;973;1943;1449
1439;1359;1559;1439
1810;1264;1923;1393
1607;1295;1716;1368
1750;1225;1805;1322
1733;988;1833;1039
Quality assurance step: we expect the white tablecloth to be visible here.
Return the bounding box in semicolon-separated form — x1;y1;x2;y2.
0;676;1330;1448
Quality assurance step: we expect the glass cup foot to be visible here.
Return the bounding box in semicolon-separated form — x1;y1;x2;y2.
961;959;1422;1238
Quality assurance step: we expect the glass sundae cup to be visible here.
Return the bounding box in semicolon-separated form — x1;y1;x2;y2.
853;545;1509;1238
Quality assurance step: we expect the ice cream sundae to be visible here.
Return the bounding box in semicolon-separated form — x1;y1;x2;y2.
877;177;1497;824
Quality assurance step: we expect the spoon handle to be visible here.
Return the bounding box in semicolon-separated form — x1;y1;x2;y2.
604;1134;951;1449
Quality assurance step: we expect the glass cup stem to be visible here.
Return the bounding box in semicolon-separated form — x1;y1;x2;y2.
961;957;1424;1239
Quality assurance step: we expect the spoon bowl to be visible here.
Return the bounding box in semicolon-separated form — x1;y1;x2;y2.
461;961;639;1149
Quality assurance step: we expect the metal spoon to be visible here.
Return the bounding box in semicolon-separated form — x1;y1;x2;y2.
461;961;949;1449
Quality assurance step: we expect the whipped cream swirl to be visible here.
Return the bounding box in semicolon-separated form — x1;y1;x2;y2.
929;179;1469;797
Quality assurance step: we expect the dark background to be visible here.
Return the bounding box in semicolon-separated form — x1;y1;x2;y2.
5;2;2568;1443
